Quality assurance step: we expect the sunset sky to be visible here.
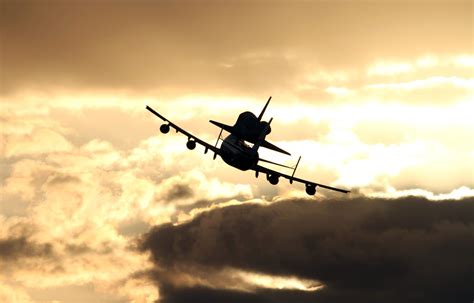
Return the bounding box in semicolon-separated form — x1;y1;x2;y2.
1;1;473;302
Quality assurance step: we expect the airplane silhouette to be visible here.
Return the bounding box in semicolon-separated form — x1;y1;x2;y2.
146;97;349;195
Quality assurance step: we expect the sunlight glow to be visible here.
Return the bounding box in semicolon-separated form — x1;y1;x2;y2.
234;270;324;292
325;86;353;96
451;54;474;68
368;61;413;76
367;76;474;90
371;186;474;201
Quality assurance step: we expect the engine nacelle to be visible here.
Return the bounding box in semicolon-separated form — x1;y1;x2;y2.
267;174;279;185
305;184;316;195
160;124;170;134
186;139;196;150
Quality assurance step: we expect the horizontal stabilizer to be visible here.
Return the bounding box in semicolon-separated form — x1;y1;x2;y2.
209;120;234;134
261;140;291;156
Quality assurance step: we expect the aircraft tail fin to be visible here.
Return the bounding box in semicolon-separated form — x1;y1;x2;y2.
209;120;234;134
257;96;272;121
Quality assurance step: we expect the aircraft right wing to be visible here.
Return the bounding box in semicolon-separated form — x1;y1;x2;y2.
146;105;221;157
253;164;350;194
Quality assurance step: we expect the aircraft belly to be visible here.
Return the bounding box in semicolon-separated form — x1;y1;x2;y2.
220;140;256;171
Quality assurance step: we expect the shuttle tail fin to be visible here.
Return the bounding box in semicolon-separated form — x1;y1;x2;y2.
257;96;272;121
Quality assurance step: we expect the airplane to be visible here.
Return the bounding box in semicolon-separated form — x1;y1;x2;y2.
146;97;349;195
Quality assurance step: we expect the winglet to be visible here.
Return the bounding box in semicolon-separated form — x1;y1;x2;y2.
257;96;272;121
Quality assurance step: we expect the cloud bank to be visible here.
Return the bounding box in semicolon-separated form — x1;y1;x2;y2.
141;197;474;303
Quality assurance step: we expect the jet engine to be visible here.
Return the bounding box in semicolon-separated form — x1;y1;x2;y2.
305;184;316;195
160;124;170;134
186;139;196;150
267;174;279;185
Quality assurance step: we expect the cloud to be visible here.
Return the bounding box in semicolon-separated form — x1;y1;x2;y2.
163;183;195;202
141;197;474;302
0;283;34;303
3;128;73;158
0;236;53;261
2;1;471;95
2;1;472;302
365;76;473;104
154;283;323;303
0;110;256;301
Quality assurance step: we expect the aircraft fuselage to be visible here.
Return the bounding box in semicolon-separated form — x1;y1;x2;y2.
220;134;258;171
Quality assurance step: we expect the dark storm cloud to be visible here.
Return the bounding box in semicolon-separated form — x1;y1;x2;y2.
155;282;321;303
164;183;194;201
46;173;81;186
0;236;53;260
2;1;471;95
141;197;474;303
0;221;54;261
176;194;251;213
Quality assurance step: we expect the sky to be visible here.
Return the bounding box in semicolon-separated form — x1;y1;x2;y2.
0;1;473;302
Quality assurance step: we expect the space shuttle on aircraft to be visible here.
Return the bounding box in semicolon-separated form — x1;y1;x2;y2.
209;97;291;156
146;96;349;195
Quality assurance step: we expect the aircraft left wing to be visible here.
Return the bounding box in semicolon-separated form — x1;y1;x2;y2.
146;105;221;156
253;164;350;194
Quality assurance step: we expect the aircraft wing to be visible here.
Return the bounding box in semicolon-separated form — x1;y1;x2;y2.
146;105;221;156
253;164;350;194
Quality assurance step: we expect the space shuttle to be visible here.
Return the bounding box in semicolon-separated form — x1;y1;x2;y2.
209;96;291;156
